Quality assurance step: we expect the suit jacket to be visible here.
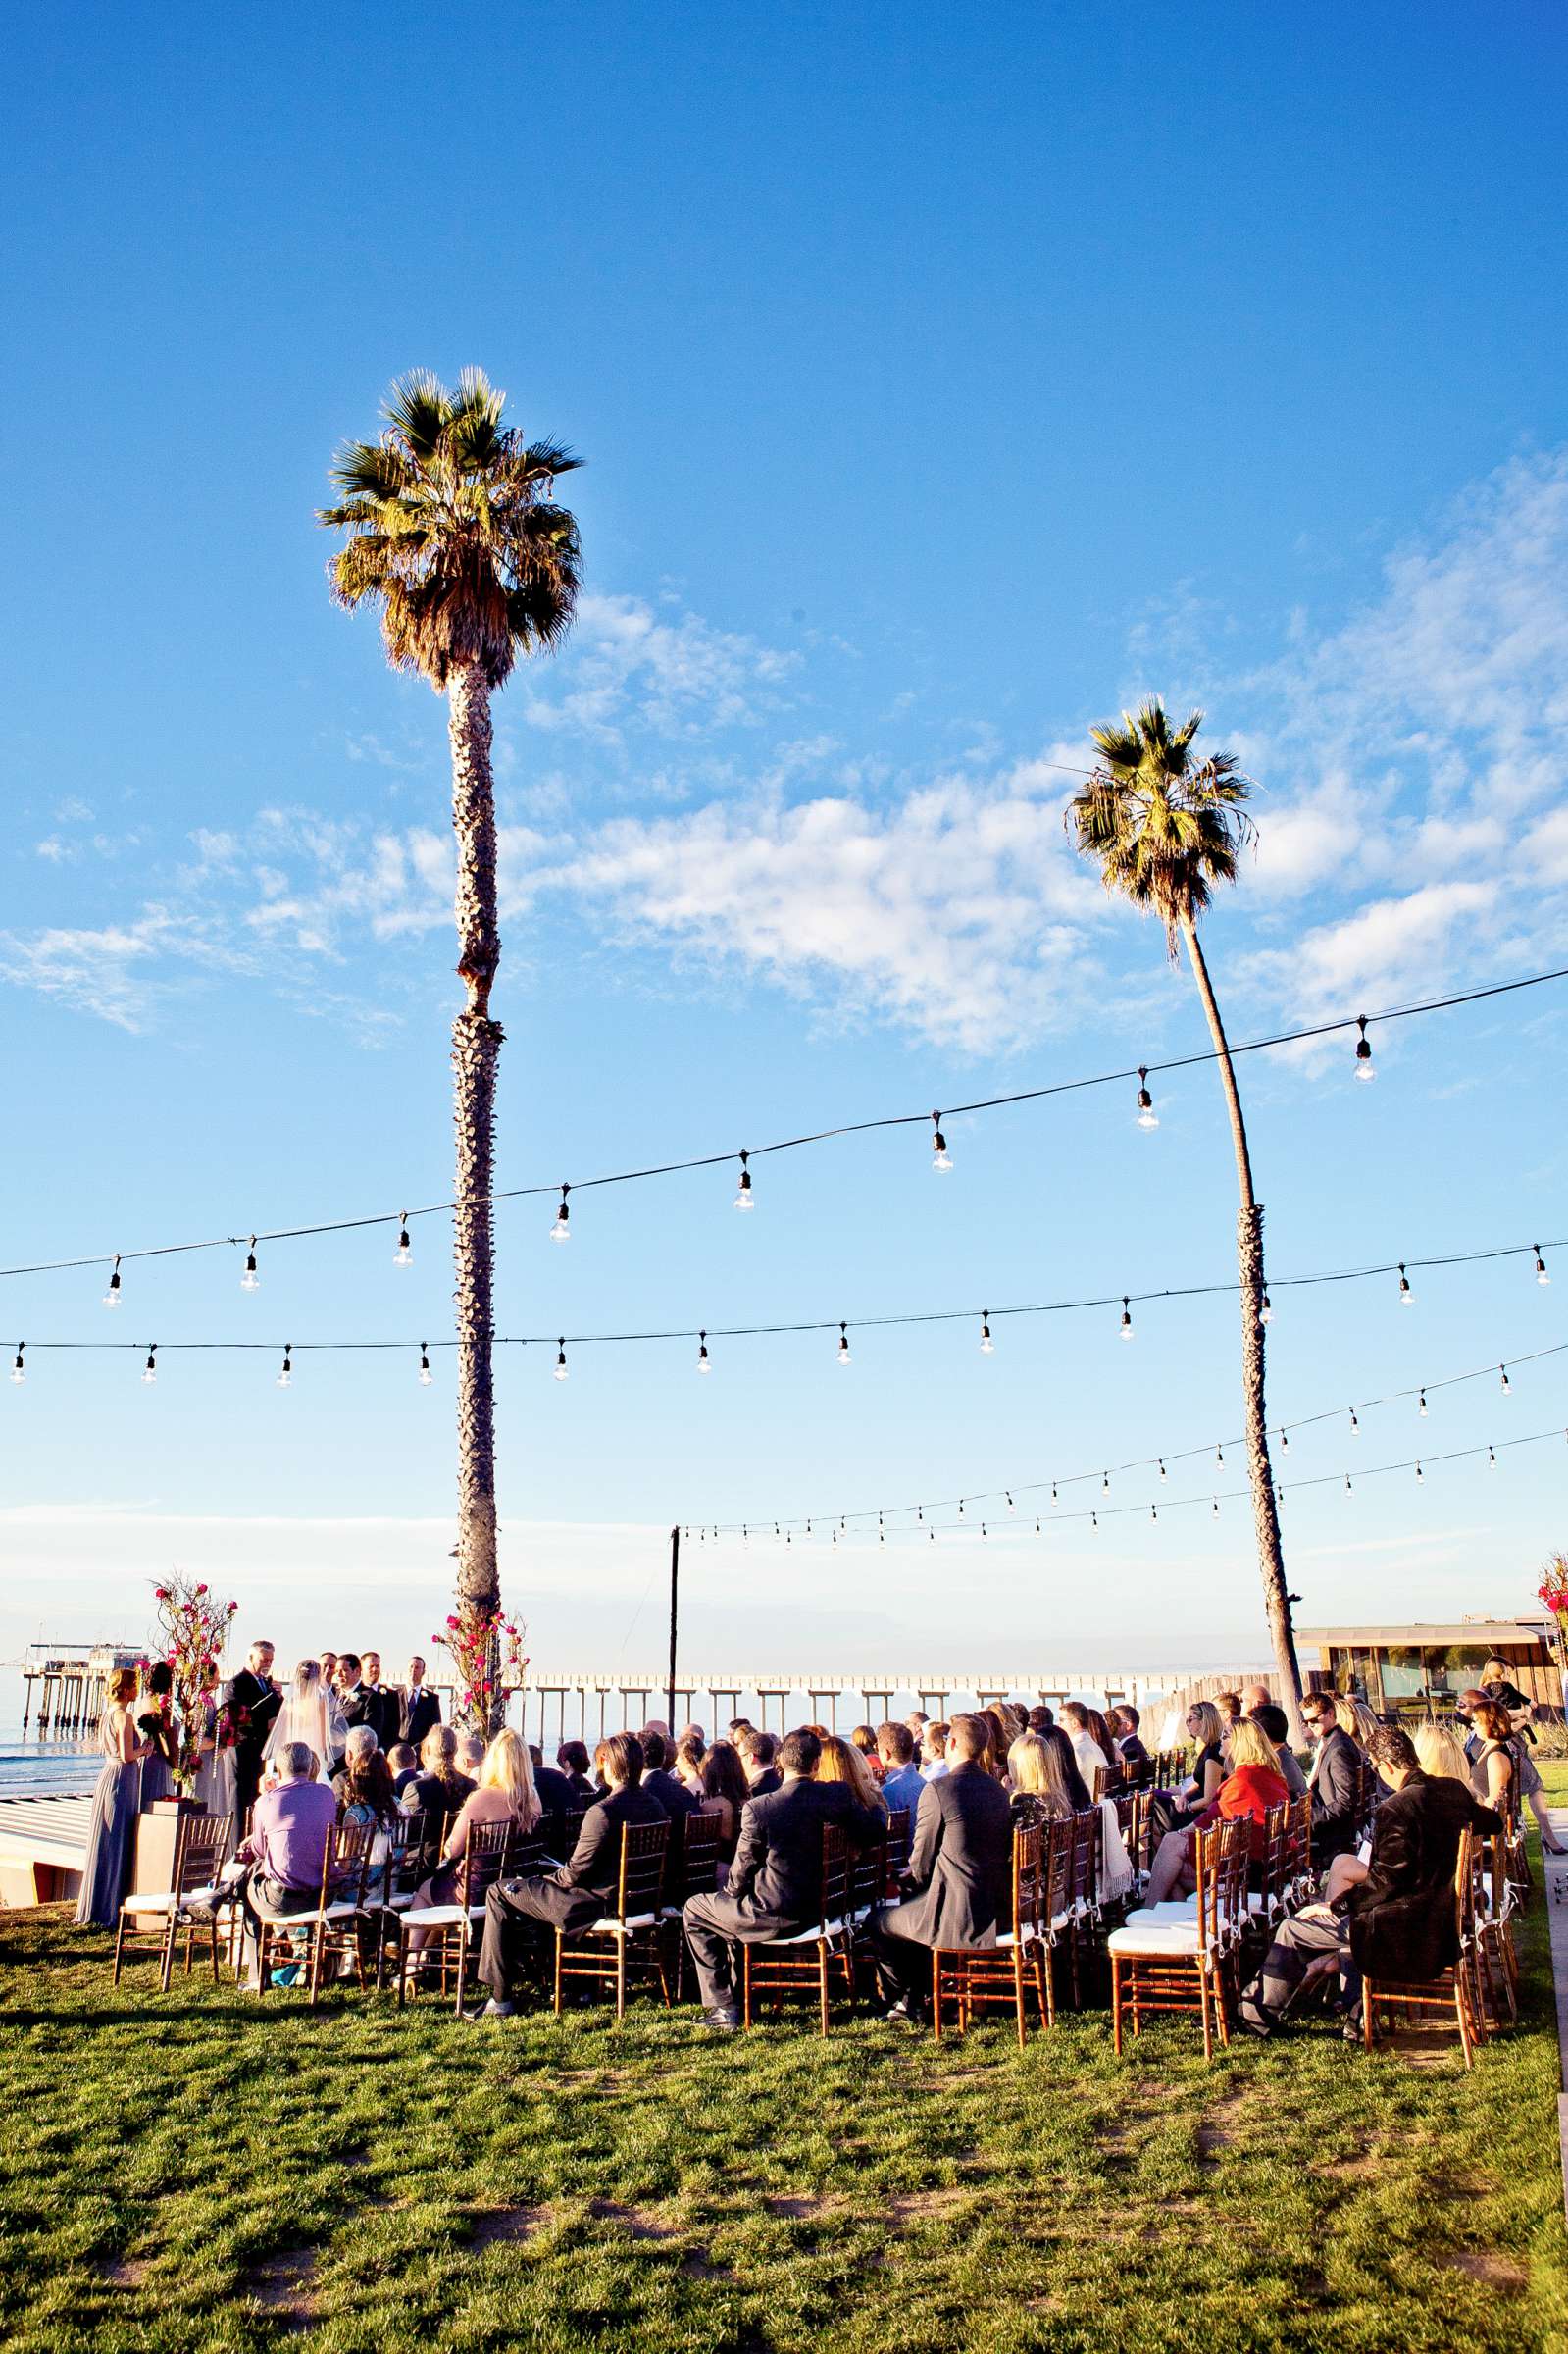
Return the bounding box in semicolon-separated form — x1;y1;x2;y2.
644;1767;699;1818
225;1669;282;1795
725;1777;883;1929
746;1767;783;1800
399;1686;442;1748
1341;1770;1500;1982
1117;1733;1150;1767
892;1761;1015;1947
356;1684;401;1750
517;1783;669;1929
1308;1726;1361;1858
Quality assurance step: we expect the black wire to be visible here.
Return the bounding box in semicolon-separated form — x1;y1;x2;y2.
4;961;1563;1281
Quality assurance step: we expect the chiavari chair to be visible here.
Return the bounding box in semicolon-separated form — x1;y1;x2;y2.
394;1818;511;2015
554;1818;672;2020
741;1824;852;2036
113;1808;232;1991
1361;1826;1485;2069
1109;1816;1248;2059
932;1823;1050;2048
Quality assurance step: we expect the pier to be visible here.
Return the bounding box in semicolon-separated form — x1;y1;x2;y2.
19;1642;141;1735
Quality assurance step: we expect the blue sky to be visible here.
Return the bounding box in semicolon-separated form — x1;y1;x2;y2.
2;2;1566;1682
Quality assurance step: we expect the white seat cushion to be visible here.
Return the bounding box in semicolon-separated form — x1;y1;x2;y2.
122;1891;177;1913
994;1925;1040;1948
1121;1900;1197;1928
404;1904;468;1928
584;1913;660;1935
1107;1920;1205;1956
763;1919;846;1946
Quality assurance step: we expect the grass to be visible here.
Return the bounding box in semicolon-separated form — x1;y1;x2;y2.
3;1783;1567;2354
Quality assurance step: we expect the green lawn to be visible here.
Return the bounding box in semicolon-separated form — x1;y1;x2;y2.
3;1792;1566;2354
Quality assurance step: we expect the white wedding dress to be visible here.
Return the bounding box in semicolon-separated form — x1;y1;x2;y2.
263;1687;346;1772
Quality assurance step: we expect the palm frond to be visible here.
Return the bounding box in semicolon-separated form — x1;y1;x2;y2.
1067;699;1253;946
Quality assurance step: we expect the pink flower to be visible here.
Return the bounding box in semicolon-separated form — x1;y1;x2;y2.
195;1582;207;1594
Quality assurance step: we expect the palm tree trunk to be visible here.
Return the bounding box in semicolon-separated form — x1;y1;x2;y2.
448;659;502;1652
1179;914;1306;1743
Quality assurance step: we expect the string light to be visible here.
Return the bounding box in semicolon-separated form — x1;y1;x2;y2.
980;1313;994;1356
733;1151;754;1212
1120;1298;1134;1341
241;1239;260;1293
836;1321;851;1366
697;1329;711;1375
394;1218;413;1267
1488;1445;1497;1469
142;1345;157;1387
1006;1491;1017;1514
1415;1460;1424;1484
1149;1504;1157;1523
1536;1246;1550;1287
1158;1458;1168;1481
419;1345;432;1387
1499;1364;1512;1396
931;1112;952;1172
1212;1496;1219;1516
1349;1407;1360;1436
1344;1473;1352;1492
103;1256;122;1309
1418;1389;1429;1417
1215;1441;1225;1466
554;1339;569;1382
1101;1470;1110;1495
1398;1263;1413;1305
1354;1016;1375;1082
550;1185;571;1243
1259;1292;1274;1326
10;1344;23;1385
1136;1068;1158;1131
1279;1426;1289;1450
277;1345;292;1390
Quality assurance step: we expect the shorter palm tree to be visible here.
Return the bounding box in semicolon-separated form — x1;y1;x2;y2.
1068;701;1304;1736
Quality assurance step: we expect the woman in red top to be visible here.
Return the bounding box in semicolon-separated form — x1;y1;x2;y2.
1144;1719;1289;1903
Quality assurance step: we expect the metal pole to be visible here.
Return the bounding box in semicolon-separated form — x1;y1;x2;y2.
666;1524;681;1731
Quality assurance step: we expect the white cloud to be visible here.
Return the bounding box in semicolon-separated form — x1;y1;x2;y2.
516;590;801;740
0;909;256;1031
1248;880;1501;1014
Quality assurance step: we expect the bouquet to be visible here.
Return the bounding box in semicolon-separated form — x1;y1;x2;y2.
1540;1554;1568;1627
150;1575;241;1796
431;1606;529;1733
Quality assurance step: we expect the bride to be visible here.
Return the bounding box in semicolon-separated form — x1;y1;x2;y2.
262;1658;346;1776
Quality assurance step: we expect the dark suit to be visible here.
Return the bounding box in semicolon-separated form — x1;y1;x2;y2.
400;1685;442;1749
225;1668;282;1838
1308;1726;1361;1862
868;1761;1015;2011
682;1776;883;2013
1117;1734;1150;1767
356;1684;401;1751
746;1767;783;1800
644;1767;700;1818
479;1783;669;1999
531;1763;576;1857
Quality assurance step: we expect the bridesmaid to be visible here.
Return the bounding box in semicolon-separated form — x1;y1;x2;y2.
192;1664;235;1821
76;1667;150;1927
137;1661;177;1808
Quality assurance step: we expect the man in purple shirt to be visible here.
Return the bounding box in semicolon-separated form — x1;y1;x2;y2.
239;1741;337;1915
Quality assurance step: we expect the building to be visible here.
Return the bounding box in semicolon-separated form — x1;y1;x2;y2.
1295;1619;1561;1714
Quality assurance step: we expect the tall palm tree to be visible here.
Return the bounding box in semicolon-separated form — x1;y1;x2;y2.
1067;701;1304;1738
320;370;582;1636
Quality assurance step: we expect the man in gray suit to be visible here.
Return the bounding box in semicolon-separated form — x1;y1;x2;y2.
868;1713;1014;2023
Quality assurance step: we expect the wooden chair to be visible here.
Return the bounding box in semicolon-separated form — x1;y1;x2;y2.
361;1806;445;1991
741;1824;851;2036
394;1819;511;2015
113;1809;232;1991
885;1804;913;1891
1281;1793;1315;1912
1475;1828;1519;2032
250;1820;376;2006
1109;1817;1248;2059
664;1808;724;2000
1245;1802;1292;1932
1362;1827;1486;2068
1060;1806;1101;2006
932;1823;1050;2047
1092;1761;1125;1802
554;1818;672;2019
1113;1788;1144;1893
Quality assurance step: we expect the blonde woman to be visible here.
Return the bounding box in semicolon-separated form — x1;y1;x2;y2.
1006;1733;1075;1828
1181;1702;1228;1810
1145;1718;1289;1904
1413;1723;1472;1785
1332;1694;1379;1748
406;1728;540;1948
75;1667;150;1927
818;1733;889;1818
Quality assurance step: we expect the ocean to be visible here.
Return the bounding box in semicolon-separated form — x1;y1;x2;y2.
0;1669;101;1798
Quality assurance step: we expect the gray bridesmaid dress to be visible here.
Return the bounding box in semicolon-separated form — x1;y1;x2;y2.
75;1710;142;1928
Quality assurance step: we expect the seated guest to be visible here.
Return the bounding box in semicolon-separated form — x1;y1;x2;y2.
868;1714;1015;2024
904;1709;930;1741
738;1728;782;1798
674;1731;707;1796
555;1740;598;1804
725;1718;753;1747
876;1722;926;1818
1111;1704;1149;1767
1176;1701;1228;1810
236;1740;338;1939
1303;1694;1361;1864
849;1724;885;1784
642;1729;700;1819
682;1728;884;2030
1479;1656;1534;1726
403;1724;477;1820
1413;1722;1472;1785
1336;1694;1381;1748
1007;1732;1075;1826
407;1728;539;1949
1215;1691;1244;1732
679;1722;708;1748
474;1734;669;2016
1060;1702;1114;1790
1248;1703;1308;1800
920;1720;951;1782
978;1710;1010;1779
1241;1682;1273;1716
698;1739;754;1858
1027;1704;1055;1734
456;1731;486;1784
819;1733;889;1822
1467;1697;1565;1853
1144;1719;1289;1903
386;1742;420;1801
1040;1725;1093;1812
1239;1724;1501;2036
336;1726;395;1820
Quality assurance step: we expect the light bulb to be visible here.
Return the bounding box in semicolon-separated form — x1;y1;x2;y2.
836;1322;851;1366
1136;1067;1158;1130
554;1340;569;1382
1415;1461;1424;1484
931;1112;952;1172
1418;1390;1428;1417
103;1258;123;1309
1212;1497;1219;1517
1349;1407;1360;1437
1488;1445;1497;1469
1102;1470;1110;1495
1158;1458;1167;1481
1397;1264;1413;1305
1259;1293;1274;1326
979;1315;994;1356
1280;1426;1290;1451
733;1151;754;1211
1536;1247;1550;1287
1354;1016;1375;1083
241;1240;260;1293
277;1348;292;1390
419;1347;432;1387
1150;1505;1157;1523
1215;1443;1225;1466
142;1347;157;1386
550;1186;571;1243
395;1220;413;1267
1499;1364;1512;1396
697;1330;711;1375
1344;1473;1352;1493
9;1347;22;1386
1120;1298;1134;1341
1006;1491;1016;1514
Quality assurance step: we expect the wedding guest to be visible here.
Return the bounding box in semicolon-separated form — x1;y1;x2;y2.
136;1661;177;1809
235;1742;338;1960
1180;1702;1228;1808
869;1714;1014;2025
336;1655;374;1741
555;1741;597;1804
1413;1722;1473;1785
1337;1695;1382;1748
674;1731;707;1796
474;1734;666;2017
920;1721;952;1781
386;1742;420;1800
876;1722;925;1817
226;1641;281;1840
738;1729;782;1798
979;1710;1010;1779
1111;1705;1149;1767
359;1653;401;1750
1007;1732;1075;1827
406;1728;540;1948
399;1658;442;1749
337;1726;395;1822
1463;1692;1564;1852
404;1724;477;1819
679;1722;708;1748
849;1724;885;1784
725;1719;752;1746
75;1668;149;1927
904;1709;931;1740
1144;1719;1289;1903
265;1660;347;1780
1060;1702;1114;1790
1248;1703;1308;1799
1303;1694;1361;1864
1241;1682;1274;1715
642;1730;700;1819
819;1733;889;1821
1216;1691;1244;1730
1027;1705;1055;1734
699;1739;755;1857
1040;1726;1093;1812
456;1732;486;1784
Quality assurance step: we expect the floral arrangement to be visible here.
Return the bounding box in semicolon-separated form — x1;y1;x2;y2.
1539;1553;1568;1625
150;1573;240;1796
431;1605;529;1731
